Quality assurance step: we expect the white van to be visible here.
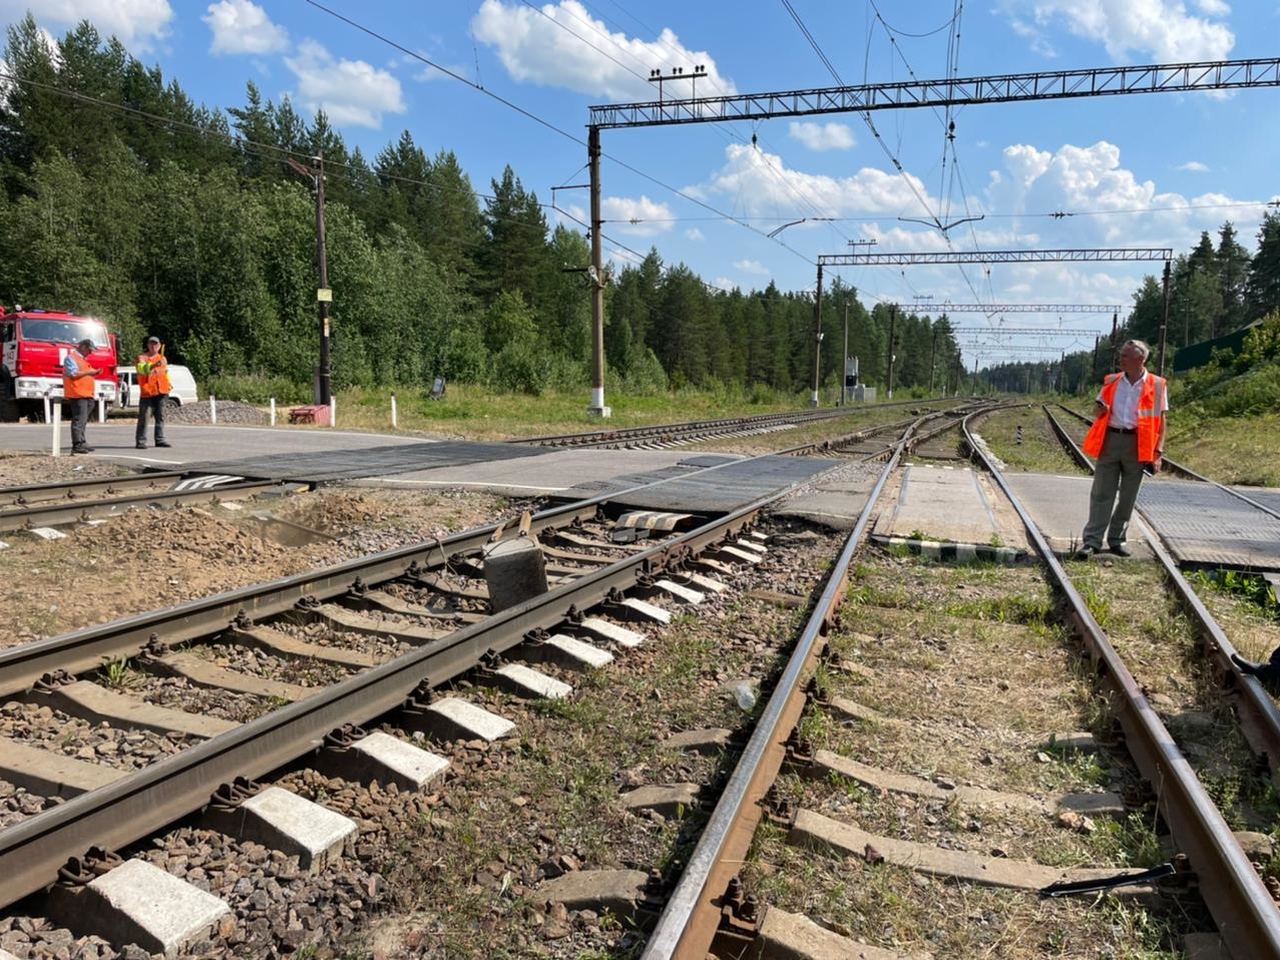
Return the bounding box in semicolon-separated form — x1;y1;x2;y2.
116;364;200;408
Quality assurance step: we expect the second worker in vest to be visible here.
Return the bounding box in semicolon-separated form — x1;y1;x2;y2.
135;336;172;449
62;338;101;454
1073;339;1168;560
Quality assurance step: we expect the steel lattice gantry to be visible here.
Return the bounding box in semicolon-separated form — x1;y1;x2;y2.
582;57;1279;417
818;248;1173;267
905;304;1123;314
589;58;1280;128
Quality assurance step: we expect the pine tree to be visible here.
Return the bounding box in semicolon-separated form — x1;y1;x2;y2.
1244;212;1280;323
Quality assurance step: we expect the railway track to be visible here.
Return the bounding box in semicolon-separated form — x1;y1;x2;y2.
510;399;961;449
635;408;1280;958
0;471;287;533
5;404;1278;957
0;439;881;955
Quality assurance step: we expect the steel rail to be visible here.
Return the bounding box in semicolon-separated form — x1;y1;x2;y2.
966;414;1280;958
0;433;863;697
1047;403;1280;523
0;471;189;507
0;500;599;698
508;399;963;447
0;479;283;533
1147;527;1280;787
0;470;824;909
1043;407;1280;782
641;419;924;960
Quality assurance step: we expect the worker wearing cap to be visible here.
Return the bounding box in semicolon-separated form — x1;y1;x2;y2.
135;336;172;449
62;338;100;454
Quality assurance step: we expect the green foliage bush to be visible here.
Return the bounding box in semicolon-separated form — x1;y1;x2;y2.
619;348;669;395
203;373;308;405
1173;310;1280;419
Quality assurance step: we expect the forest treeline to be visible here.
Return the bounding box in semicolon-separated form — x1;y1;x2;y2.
1;16;1277;398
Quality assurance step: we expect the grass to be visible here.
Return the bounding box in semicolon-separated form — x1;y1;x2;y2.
973;404;1089;475
1167;410;1280;485
178;380;959;445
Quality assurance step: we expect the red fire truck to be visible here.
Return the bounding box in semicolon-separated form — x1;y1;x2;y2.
0;306;121;421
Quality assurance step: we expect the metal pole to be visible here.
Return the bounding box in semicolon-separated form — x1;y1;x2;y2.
841;300;849;405
929;326;938;395
587;126;609;417
810;265;824;407
1158;261;1171;376
886;304;897;400
315;155;332;406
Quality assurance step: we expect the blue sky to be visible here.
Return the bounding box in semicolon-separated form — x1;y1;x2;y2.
3;0;1278;366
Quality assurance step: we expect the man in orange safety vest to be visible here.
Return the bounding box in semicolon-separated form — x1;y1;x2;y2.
62;338;100;454
135;336;172;450
1073;339;1167;560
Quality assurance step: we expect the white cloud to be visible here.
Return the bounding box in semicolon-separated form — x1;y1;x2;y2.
1177;160;1210;172
713;277;739;291
0;0;173;49
696;143;938;220
203;0;288;56
471;0;735;99
789;121;856;152
790;121;857;152
601;195;673;236
685;227;705;241
1000;0;1234;61
284;39;406;128
734;259;769;276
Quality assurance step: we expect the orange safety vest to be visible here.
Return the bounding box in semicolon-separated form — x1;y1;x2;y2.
63;351;96;400
1082;371;1166;462
136;352;171;398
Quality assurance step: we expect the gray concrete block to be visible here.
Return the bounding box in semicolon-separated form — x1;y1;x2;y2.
494;663;573;700
664;728;733;755
754;908;932;960
208;786;356;872
684;572;728;593
616;596;671;624
653;578;704;604
579;617;646;648
537;869;651;922
52;858;232;958
543;634;614;669
348;730;450;791
621;783;699;818
422;697;516;741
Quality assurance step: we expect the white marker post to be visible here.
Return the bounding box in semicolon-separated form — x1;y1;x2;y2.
209;395;217;425
390;392;397;429
50;401;61;456
96;397;105;423
42;392;51;423
329;396;336;428
269;397;276;426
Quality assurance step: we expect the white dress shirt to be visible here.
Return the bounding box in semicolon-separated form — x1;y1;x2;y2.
1103;370;1168;428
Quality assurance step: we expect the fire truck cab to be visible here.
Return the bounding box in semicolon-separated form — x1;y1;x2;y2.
0;306;120;421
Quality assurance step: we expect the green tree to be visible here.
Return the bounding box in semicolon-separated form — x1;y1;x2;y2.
481;165;551;308
1215;221;1251;336
421;150;485;285
1245;212;1280;323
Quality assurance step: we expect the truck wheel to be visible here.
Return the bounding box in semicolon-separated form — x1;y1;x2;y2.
0;399;18;423
163;397;180;412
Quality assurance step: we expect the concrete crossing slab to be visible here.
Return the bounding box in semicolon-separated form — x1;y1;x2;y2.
874;463;1029;551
